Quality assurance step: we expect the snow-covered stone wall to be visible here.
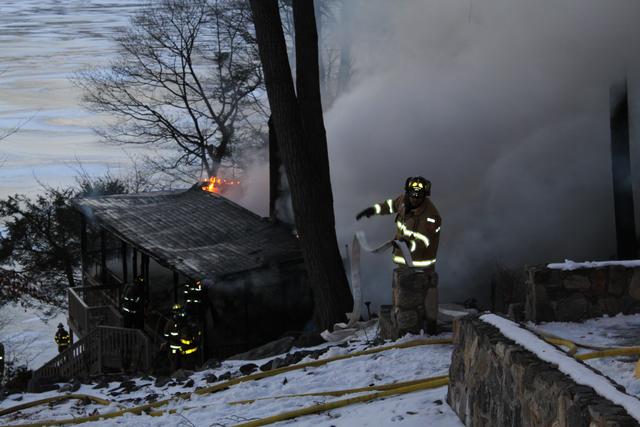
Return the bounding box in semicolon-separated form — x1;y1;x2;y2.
447;315;638;426
524;264;640;322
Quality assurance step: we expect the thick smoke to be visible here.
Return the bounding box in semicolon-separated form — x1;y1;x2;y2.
325;0;640;307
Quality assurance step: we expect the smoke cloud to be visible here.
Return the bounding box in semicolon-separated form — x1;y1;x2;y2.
324;0;640;307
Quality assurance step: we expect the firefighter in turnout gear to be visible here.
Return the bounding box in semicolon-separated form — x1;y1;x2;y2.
183;279;204;319
356;176;442;269
54;323;71;353
122;275;145;329
164;304;201;371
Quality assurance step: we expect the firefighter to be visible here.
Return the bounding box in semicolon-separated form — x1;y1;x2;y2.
183;279;204;320
179;315;201;370
122;275;145;329
55;323;71;353
356;176;442;269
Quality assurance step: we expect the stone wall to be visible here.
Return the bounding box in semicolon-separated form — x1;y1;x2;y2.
447;315;639;427
524;264;640;322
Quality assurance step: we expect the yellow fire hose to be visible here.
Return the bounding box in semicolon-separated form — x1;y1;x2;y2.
3;335;639;427
146;375;450;417
228;375;450;405
544;337;578;356
0;338;452;426
232;376;450;427
0;394;111;417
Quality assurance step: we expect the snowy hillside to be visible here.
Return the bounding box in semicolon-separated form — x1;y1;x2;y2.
0;301;65;371
3;306;640;426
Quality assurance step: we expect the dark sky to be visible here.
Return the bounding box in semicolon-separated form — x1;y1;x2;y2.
320;0;640;306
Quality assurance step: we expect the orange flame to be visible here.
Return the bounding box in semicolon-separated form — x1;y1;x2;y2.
201;177;241;194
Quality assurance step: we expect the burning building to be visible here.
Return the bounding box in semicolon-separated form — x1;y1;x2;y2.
30;184;311;388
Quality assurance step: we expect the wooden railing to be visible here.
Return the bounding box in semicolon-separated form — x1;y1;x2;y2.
29;326;151;391
68;286;123;339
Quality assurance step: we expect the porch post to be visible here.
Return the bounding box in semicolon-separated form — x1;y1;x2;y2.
80;215;87;276
132;248;138;278
100;229;107;285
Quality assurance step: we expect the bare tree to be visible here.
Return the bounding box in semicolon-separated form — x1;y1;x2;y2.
250;0;353;331
76;0;265;178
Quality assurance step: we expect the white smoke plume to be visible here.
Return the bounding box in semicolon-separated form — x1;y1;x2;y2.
324;0;640;307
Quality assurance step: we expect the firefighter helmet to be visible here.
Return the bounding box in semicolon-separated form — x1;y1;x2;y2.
405;176;431;197
57;323;64;329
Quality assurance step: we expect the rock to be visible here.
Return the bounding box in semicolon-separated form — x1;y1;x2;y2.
293;333;325;348
589;270;607;296
154;376;171;388
218;371;232;381
183;379;194;388
259;360;273;372
597;297;621;317
229;337;295;360
270;357;286;370
204;373;218;384
119;380;137;392
609;266;631;296
59;379;81;393
145;393;160;403
171;369;193;382
239;364;258;375
92;380;109;390
555;293;590;321
628;270;640;301
202;358;221;370
379;305;398;340
563;274;591;291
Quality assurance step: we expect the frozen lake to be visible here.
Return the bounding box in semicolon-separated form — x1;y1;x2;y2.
0;0;146;199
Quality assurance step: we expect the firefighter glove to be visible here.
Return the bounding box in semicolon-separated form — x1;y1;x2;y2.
356;207;376;220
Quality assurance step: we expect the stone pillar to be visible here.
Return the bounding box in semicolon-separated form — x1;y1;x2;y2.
384;267;438;337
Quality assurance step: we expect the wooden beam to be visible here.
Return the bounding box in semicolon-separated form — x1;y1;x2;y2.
122;241;128;284
132;248;138;279
80;215;87;275
100;229;107;285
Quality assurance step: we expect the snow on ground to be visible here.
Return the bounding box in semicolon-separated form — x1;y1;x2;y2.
4;307;640;426
483;314;640;422
547;259;640;270
0;325;462;427
536;313;640;397
0;300;65;371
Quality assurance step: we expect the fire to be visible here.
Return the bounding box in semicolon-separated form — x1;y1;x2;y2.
201;176;241;194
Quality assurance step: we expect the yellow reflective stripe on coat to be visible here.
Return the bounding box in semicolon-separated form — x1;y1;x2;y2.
183;347;198;355
396;221;430;248
393;256;436;267
374;204;382;214
386;199;394;213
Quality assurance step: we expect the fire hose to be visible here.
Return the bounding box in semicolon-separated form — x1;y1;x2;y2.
0;338;452;427
4;335;640;427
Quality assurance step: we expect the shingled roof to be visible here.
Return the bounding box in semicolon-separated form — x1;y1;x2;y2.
74;186;301;279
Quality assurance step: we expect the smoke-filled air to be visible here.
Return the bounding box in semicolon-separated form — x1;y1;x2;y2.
306;0;640;306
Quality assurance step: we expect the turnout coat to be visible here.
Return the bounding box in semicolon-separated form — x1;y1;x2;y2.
371;194;442;268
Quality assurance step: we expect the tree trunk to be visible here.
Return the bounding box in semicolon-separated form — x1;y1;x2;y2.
250;0;353;331
269;115;282;221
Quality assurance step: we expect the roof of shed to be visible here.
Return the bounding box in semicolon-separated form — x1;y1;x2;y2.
74;186;301;279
